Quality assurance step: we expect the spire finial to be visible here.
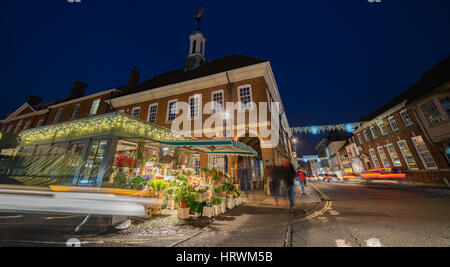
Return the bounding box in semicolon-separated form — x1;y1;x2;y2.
195;6;204;31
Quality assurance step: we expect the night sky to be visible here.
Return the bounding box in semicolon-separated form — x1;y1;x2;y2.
1;0;449;156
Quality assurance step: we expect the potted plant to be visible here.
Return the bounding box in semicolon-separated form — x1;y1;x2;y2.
174;185;197;219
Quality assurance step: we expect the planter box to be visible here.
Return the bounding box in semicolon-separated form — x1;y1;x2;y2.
226;195;234;209
213;205;221;215
203;206;214;218
177;208;190;219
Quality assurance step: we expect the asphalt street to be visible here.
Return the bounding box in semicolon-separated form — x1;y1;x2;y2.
0;182;449;247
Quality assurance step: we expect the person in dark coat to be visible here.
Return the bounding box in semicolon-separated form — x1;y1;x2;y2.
282;159;296;208
238;157;249;198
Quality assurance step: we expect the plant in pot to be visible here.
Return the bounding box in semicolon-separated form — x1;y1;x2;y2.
174;185;197;209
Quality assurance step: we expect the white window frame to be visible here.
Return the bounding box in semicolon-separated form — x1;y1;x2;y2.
54;108;63;122
378;121;388;136
237;85;253;111
147;103;158;123
188;94;201;119
72;104;80;119
377;146;391;168
400;110;413;127
166;100;178;122
363;130;370;142
23;121;31;131
357;134;363;145
388;116;399;131
370;126;378;139
386;143;402;167
369;148;381;168
397;140;418;170
211;90;224;115
131;106;141;119
90;99;101;115
37;119;44;128
411;135;438;170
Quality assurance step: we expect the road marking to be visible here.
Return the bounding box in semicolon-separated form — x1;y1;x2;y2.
0;215;23;219
336;239;352;247
329;210;340;216
44;216;77;220
366;238;382;247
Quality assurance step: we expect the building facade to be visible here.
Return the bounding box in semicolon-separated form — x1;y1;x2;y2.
353;56;450;186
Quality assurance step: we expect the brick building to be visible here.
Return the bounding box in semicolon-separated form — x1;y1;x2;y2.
0;25;294;192
353;56;450;186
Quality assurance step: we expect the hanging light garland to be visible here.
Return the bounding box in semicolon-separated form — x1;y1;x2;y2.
288;119;384;135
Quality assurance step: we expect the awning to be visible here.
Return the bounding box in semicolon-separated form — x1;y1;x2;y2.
158;140;258;157
19;112;193;146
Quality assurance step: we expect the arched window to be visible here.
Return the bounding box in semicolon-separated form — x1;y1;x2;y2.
192;40;197;54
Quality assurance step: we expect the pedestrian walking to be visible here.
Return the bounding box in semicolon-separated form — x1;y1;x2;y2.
282;159;296;209
297;168;307;194
237;157;249;198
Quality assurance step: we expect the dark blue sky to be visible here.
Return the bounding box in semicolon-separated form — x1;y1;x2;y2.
1;0;449;155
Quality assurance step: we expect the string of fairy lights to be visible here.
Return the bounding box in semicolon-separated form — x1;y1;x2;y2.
287;120;384;135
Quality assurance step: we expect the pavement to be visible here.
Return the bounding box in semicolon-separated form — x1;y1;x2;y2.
1;181;449;247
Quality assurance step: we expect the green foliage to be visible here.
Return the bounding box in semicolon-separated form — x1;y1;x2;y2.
189;201;205;213
221;182;236;193
174;185;198;204
149;179;170;191
213;197;223;205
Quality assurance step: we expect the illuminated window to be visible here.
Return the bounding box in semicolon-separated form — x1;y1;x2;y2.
72;104;80;119
421;100;444;125
378;121;388;135
377;146;391;168
148;104;158;123
54;109;63;122
388;116;399;131
370;126;378;139
167;100;178;122
90;99;100;115
386;144;402;167
212;91;224;114
400;110;413;127
397;140;418;170
132;107;141;119
189;95;200;119
411;136;437;169
238;85;252;111
369;148;381;168
363;130;370;142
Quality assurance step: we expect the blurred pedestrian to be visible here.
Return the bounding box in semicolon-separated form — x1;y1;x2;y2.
282;159;296;209
271;165;282;206
297;167;307;194
238;157;249;198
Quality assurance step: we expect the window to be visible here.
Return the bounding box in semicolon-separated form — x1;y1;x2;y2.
192;40;197;54
400;110;413;127
238;85;252;111
23;121;31;131
54;109;63;122
147;104;158;123
189;95;200;119
411;136;438;169
132;107;141;119
397;140;418;170
378;121;388;135
370;126;378;139
13;120;23;134
72;104;80;119
421;100;444;125
212;91;224;114
37;119;44;128
388;116;399;131
377;147;391;168
369;148;381;168
167;100;178;122
439;96;450;118
363;130;370;142
386;144;402;167
90;99;101;115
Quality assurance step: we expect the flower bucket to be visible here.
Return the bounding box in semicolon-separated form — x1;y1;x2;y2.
177;208;190;219
221;202;226;213
214;205;221;215
181;202;187;209
203;206;214;218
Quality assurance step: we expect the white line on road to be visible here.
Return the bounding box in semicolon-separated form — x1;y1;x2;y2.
336;239;352;247
0;215;23;219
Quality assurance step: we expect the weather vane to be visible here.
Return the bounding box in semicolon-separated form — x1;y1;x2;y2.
195;6;204;31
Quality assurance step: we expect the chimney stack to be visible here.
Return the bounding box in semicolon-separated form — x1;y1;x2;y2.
70;81;88;98
128;67;140;87
27;96;42;106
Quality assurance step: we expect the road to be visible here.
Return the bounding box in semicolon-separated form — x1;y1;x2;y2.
0;182;449;247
